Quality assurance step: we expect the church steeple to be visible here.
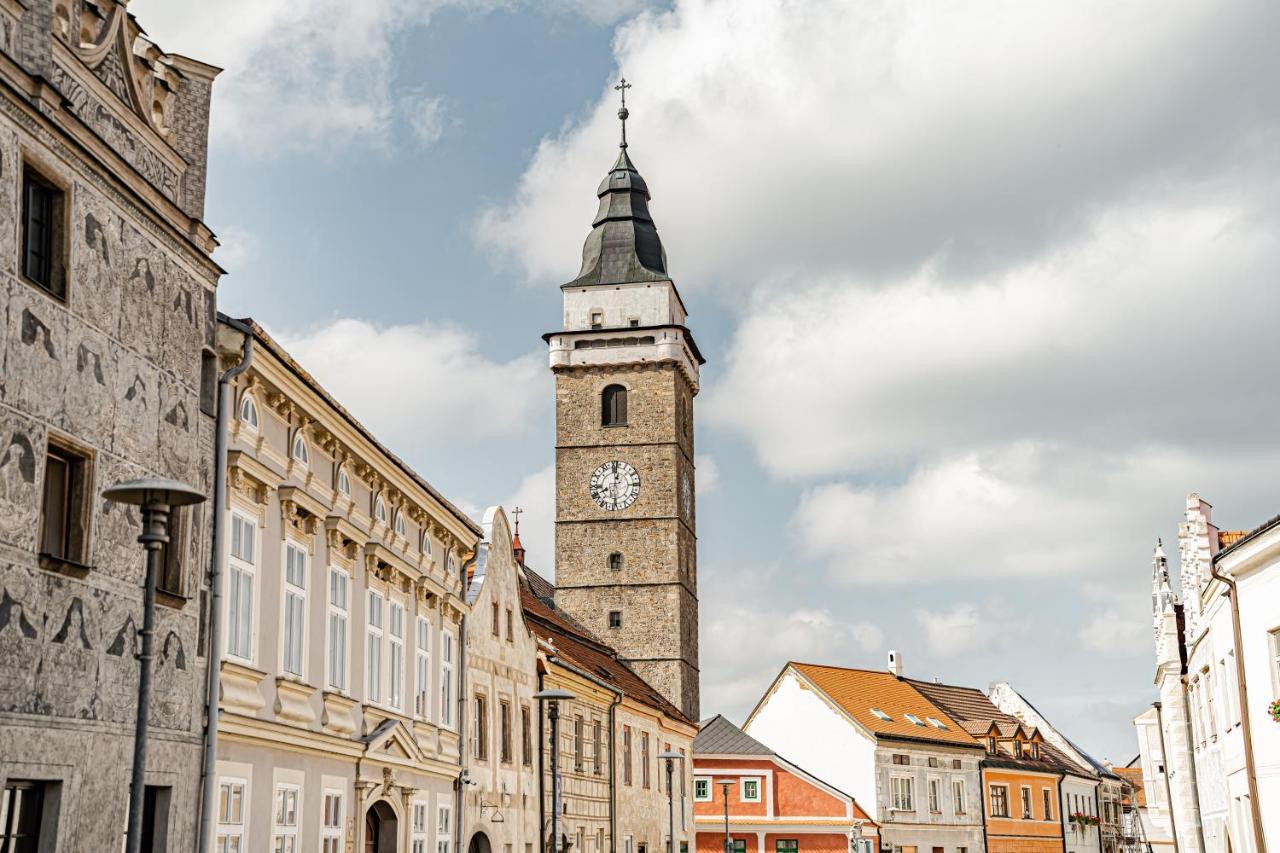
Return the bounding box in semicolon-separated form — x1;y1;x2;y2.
564;80;669;288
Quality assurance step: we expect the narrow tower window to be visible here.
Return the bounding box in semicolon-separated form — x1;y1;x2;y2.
608;552;623;571
602;384;628;427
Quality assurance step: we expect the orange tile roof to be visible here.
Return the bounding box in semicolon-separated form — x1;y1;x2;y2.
788;663;982;748
1111;767;1146;807
1218;530;1249;549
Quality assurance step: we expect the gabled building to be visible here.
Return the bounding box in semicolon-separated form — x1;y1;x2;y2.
1128;708;1175;852
909;680;1069;853
744;657;987;853
692;715;878;853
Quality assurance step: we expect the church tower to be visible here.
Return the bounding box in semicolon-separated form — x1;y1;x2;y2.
546;81;703;720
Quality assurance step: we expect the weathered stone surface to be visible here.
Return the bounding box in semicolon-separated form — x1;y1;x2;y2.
71;186;124;336
3;281;69;422
0;409;43;552
0;126;15;276
63;316;118;439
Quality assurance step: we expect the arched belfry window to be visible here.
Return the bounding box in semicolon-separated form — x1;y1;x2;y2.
602;384;627;427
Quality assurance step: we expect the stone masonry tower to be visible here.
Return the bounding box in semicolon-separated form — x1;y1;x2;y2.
545;82;703;719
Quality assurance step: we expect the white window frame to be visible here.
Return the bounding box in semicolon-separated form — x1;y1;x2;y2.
412;798;429;853
367;589;384;704
272;783;300;853
953;778;967;815
694;777;711;802
440;629;455;728
375;495;387;523
437;797;453;853
1020;785;1033;820
226;511;258;664
216;777;248;853
740;777;761;802
239;394;259;430
337;467;351;496
1270;627;1280;695
890;775;914;811
389;599;405;710
281;540;307;678
928;777;941;813
327;566;349;691
322;789;344;853
291;433;309;466
395;511;407;537
416;617;432;720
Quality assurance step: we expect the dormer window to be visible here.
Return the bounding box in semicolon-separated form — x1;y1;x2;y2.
291;434;309;466
374;496;387;523
337;468;351;496
987;737;998;754
1013;741;1024;758
1030;743;1039;759
602;384;628;427
240;395;259;429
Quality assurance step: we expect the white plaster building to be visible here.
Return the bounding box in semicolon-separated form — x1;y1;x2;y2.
744;659;986;853
1130;707;1175;851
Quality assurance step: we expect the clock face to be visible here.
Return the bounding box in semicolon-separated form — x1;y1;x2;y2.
589;461;640;511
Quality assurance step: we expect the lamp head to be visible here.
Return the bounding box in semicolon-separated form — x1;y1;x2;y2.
102;477;205;508
533;688;576;702
658;751;684;761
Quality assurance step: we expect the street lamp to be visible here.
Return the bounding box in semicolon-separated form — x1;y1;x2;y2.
658;751;685;853
717;779;735;853
102;478;205;853
534;688;576;853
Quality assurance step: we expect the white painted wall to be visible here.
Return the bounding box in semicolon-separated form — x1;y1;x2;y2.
563;281;686;330
743;671;878;819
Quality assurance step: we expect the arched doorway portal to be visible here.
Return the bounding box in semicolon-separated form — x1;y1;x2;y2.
365;800;398;853
469;831;493;853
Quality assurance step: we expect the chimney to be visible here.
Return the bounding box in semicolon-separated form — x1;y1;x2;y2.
887;649;903;678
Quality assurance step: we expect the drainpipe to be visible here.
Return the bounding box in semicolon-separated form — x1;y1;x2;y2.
1151;703;1179;853
1207;562;1267;853
537;669;546;853
549;656;624;853
1054;773;1066;853
979;765;990;853
458;550;476;853
196;317;253;853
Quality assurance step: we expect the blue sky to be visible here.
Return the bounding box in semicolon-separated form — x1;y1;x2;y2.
134;0;1280;761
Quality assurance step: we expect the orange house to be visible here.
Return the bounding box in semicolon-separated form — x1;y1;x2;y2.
910;681;1068;853
692;716;879;853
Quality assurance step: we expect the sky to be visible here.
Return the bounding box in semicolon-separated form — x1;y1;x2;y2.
133;0;1280;761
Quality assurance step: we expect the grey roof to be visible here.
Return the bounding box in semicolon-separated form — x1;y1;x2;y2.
695;715;774;755
564;148;670;288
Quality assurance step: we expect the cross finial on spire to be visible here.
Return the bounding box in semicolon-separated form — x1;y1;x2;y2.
615;76;632;149
511;505;523;535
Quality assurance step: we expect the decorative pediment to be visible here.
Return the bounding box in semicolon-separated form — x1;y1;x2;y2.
360;716;426;767
227;450;281;507
325;515;365;563
365;541;417;591
279;486;326;536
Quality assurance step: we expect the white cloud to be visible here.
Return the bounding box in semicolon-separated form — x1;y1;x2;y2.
695;454;719;494
404;92;452;147
701;601;882;720
212;225;259;274
1078;610;1150;656
913;603;1025;659
273;317;545;451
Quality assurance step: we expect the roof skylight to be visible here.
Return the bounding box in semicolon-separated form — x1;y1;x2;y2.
926;717;948;729
904;713;926;727
870;708;892;721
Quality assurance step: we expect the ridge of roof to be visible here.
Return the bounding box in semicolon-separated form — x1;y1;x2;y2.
695;715;774;756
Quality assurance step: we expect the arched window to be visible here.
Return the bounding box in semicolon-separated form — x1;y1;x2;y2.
608;552;623;571
601;384;627;427
421;534;433;559
395;511;406;537
239;394;259;429
374;495;387;523
337;468;351;496
291;433;309;466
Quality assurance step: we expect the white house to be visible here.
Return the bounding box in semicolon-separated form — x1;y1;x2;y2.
1130;707;1175;851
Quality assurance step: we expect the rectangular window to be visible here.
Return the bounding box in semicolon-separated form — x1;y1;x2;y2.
989;785;1009;818
389;601;405;709
282;543;307;676
412;801;429;853
474;693;488;761
328;568;349;690
623;726;633;786
492;601;500;636
500;700;513;764
437;802;453;853
40;440;90;562
440;631;455;727
273;784;300;853
227;513;257;661
416;617;432;718
608;610;622;628
21;164;66;298
158;507;189;597
506;608;514;641
741;778;760;802
1021;786;1032;819
322;791;344;853
574;715;585;772
729;843;746;853
1042;788;1053;821
891;754;909;766
641;732;651;788
953;779;966;815
928;778;941;813
776;841;798;853
694;778;710;802
1;781;45;851
891;777;913;811
367;590;384;703
522;705;533;766
593;719;604;775
590;311;604;329
1270;628;1280;692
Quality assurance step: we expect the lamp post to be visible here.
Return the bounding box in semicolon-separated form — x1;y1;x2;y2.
534;688;576;853
717;779;734;853
658;751;684;853
102;477;205;853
